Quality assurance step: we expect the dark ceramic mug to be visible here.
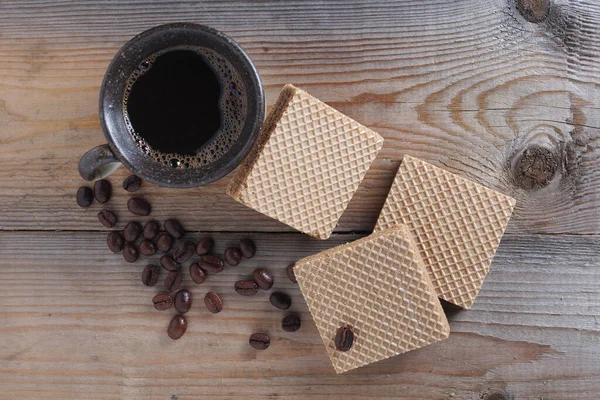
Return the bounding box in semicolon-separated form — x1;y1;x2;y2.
78;23;264;188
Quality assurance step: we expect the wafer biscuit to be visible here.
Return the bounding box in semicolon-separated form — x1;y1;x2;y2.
295;225;450;374
375;155;516;309
227;84;384;239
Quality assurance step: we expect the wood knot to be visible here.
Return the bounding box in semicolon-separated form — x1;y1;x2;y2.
484;390;510;400
512;146;558;190
515;0;550;23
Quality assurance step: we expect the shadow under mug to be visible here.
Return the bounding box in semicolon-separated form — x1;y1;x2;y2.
78;23;265;188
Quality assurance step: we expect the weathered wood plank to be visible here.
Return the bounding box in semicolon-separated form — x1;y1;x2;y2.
0;231;598;399
0;0;598;234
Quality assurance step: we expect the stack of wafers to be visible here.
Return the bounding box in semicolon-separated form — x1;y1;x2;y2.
228;84;516;373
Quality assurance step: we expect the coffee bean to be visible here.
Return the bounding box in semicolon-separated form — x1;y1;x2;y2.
141;264;159;286
334;326;354;352
127;197;151;216
239;239;256;259
286;263;297;284
142;220;160;240
156;233;173;253
200;255;224;273
164;271;182;291
234;280;258;296
123;221;142;242
269;292;291;310
107;231;124;253
282;314;301;332
189;263;207;284
76;186;93;207
167;314;187;340
195;237;214;256
204;292;223;314
224;247;242;266
152;292;173;310
139;239;157;256
160;255;180;272
164;218;185;239
123;243;138;263
252;268;273;290
97;209;117;228
93;179;112;203
249;333;270;350
122;175;142;192
174;289;192;314
174;240;195;263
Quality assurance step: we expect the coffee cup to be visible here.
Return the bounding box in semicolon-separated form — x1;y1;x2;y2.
78;23;265;188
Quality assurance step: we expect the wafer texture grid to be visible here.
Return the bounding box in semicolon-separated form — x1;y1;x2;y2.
375;155;516;308
227;84;384;239
295;225;450;374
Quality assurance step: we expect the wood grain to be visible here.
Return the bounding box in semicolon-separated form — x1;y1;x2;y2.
0;2;599;398
0;0;598;234
0;231;598;399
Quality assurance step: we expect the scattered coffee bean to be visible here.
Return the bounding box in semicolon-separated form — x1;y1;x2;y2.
224;247;242;266
286;263;297;284
142;220;160;240
167;314;187;340
174;289;192;314
282;314;301;332
252;268;273;290
93;179;112;203
139;239;157;256
174;240;195;263
189;263;207;284
164;271;182;291
152;292;173;310
123;221;142;242
156;233;173;253
200;255;224;273
204;292;223;314
334;326;354;352
127;197;151;216
160;255;180;272
123;243;138;263
234;280;258;296
76;186;93;207
107;231;124;253
97;209;117;228
269;292;291;310
239;239;256;259
164;218;185;239
249;333;270;350
141;264;160;286
122;175;142;192
195;237;214;256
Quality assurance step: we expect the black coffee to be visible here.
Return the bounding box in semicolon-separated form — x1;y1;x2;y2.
126;50;220;156
123;46;247;169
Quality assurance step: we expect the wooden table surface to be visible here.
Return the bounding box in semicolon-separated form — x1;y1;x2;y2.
1;1;599;399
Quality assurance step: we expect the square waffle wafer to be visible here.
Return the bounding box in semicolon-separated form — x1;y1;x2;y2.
375;155;516;309
227;84;384;239
295;225;450;374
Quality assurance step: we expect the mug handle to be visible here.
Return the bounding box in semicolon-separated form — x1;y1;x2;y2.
78;144;122;181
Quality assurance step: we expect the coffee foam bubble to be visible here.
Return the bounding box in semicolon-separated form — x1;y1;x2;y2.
122;46;248;168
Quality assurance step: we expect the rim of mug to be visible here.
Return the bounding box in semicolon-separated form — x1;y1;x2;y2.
99;22;265;188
